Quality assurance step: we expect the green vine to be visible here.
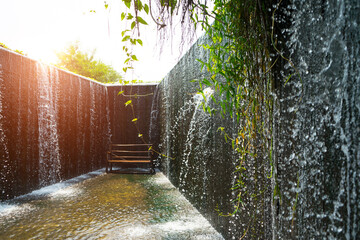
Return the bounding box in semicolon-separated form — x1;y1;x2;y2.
192;0;275;221
105;0;292;235
118;85;174;160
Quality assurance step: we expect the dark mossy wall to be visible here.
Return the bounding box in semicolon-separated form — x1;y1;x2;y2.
0;48;155;200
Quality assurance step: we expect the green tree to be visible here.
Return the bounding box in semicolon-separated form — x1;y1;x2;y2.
55;42;123;84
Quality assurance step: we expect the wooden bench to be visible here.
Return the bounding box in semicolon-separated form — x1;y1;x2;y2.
106;143;155;174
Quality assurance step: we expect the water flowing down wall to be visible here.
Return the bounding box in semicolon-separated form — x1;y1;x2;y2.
273;0;360;239
0;48;155;201
154;0;359;239
153;35;272;239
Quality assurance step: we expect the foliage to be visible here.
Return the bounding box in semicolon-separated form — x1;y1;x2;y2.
55;42;124;84
0;42;27;56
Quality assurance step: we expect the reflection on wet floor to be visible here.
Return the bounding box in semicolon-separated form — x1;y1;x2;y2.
0;170;223;239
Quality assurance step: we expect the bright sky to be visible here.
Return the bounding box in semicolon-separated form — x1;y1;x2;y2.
0;0;200;82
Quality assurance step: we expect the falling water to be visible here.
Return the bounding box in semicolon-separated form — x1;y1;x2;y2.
104;86;112;148
89;81;97;168
162;78;172;174
273;0;360;239
0;63;11;199
149;85;161;167
154;1;359;237
75;78;84;173
37;63;61;186
1;49;149;200
179;88;213;192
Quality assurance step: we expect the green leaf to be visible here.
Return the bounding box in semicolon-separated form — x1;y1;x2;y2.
138;133;143;137
284;74;293;86
136;39;143;46
136;16;148;25
202;78;211;86
132;118;138;122
211;95;217;104
136;0;143;11
121;12;126;20
127;13;133;20
104;1;109;9
144;4;149;14
123;67;127;73
124;1;131;8
122;36;130;42
125;100;132;106
131;21;136;30
131;55;138;61
121;30;129;37
117;90;124;96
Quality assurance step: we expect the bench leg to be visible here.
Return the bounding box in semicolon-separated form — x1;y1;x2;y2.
106;162;108;173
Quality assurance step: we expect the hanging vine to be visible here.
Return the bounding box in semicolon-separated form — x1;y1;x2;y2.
108;0;287;228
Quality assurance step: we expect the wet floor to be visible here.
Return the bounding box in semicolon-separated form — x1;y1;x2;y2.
0;170;223;239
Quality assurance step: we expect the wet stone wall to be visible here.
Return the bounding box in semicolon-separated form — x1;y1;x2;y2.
273;0;360;239
154;0;359;239
153;35;267;239
0;48;155;201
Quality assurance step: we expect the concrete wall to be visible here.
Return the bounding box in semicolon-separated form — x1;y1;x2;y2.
0;48;155;200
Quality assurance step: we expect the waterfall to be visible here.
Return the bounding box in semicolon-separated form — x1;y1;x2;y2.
37;63;61;186
76;77;84;173
104;86;112;147
272;0;360;239
0;63;11;198
149;85;160;167
1;48;153;200
149;86;159;142
179;88;213;192
89;81;97;168
162;78;172;175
